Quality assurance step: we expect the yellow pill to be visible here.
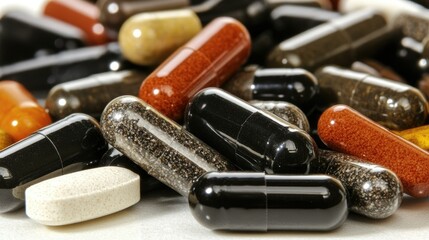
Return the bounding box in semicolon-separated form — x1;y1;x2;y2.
0;128;13;150
119;9;202;66
395;125;429;151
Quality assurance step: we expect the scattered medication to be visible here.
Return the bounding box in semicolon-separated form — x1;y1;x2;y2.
395;125;429;151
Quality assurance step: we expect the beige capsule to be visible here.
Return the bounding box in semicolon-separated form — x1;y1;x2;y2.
119;9;202;66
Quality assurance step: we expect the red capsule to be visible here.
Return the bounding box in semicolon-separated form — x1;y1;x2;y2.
138;17;251;121
0;81;52;142
318;104;429;198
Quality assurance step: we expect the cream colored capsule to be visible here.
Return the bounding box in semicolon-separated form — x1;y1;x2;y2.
119;9;202;66
25;166;140;226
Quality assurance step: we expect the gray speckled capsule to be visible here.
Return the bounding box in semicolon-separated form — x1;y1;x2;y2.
316;66;429;130
100;95;233;196
395;12;429;42
249;100;310;133
311;150;403;219
46;70;148;120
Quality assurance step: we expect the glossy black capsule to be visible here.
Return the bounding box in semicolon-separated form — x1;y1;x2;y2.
222;66;319;113
189;172;347;231
0;42;135;91
100;147;164;193
0;11;86;66
46;70;148;120
266;9;390;71
185;88;318;174
0;113;108;213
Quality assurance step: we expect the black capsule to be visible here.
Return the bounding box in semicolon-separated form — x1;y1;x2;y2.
223;66;318;114
46;70;148;120
189;172;347;231
0;113;108;213
185;88;318;174
0;43;135;91
100;147;164;193
0;11;86;65
266;9;390;71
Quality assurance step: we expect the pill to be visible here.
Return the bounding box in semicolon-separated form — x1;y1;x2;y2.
0;43;133;91
26;166;140;226
185;88;317;174
317;104;429;198
315;66;429;130
119;9;202;66
45;70;147;120
351;60;406;83
100;147;164;193
189;172;347;231
271;5;340;41
395;11;429;42
268;0;333;9
0;81;52;142
223;66;318;113
394;125;429;151
266;9;390;72
0;113;107;212
0;129;13;150
311;150;403;219
0;11;85;65
100;95;233;196
249;100;310;132
44;0;110;45
139;17;250;121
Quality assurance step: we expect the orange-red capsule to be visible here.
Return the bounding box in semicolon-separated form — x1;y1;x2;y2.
44;0;110;45
318;104;429;198
0;81;52;142
0;129;13;150
138;17;251;121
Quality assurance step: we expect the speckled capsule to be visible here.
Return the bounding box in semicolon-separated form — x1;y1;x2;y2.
119;9;202;66
351;60;406;84
395;11;429;42
315;66;429;130
394;125;429;151
185;88;318;174
311;150;403;219
46;70;148;120
318;104;429;198
266;9;390;71
100;95;233;196
0;129;13;150
249;100;310;132
222;66;319;113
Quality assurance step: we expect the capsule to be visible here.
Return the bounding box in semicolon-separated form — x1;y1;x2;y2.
0;81;52;142
0;11;85;65
0;43;134;91
394;125;429;151
100;95;233;196
45;70;147;120
185;88;317;174
189;172;347;231
0;129;13;150
266;9;390;71
100;147;164;193
315;66;429;130
351;60;406;83
318;104;429;198
249;100;310;132
0;113;108;213
311;150;403;219
119;9;202;66
223;66;318;114
139;17;250;121
43;0;110;45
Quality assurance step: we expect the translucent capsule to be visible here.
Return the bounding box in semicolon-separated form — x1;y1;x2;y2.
185;88;318;174
395;11;429;42
316;66;429;130
395;125;429;151
0;81;52;141
223;66;319;113
0;129;13;150
46;70;147;120
266;9;390;71
100;95;233;196
119;9;202;66
139;17;250;121
311;150;403;219
189;172;347;231
318;104;429;198
351;60;406;84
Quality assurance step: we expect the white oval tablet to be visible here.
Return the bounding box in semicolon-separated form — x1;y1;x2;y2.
25;166;140;226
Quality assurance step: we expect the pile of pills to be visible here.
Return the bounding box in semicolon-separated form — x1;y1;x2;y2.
1;0;429;232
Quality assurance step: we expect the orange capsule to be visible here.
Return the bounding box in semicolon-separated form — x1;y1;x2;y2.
0;129;13;150
0;81;52;142
44;0;110;45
